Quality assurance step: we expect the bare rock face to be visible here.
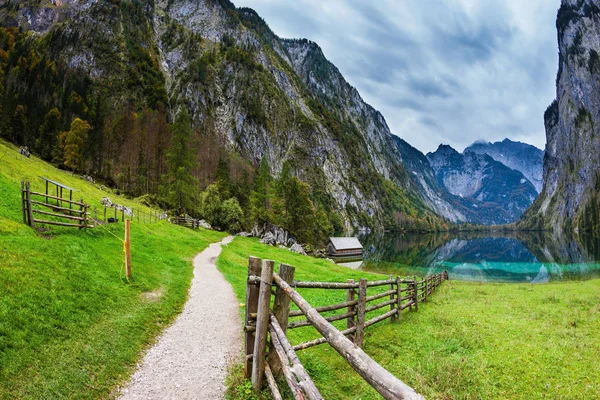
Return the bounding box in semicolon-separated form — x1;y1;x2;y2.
522;0;600;234
465;139;544;194
426;144;538;225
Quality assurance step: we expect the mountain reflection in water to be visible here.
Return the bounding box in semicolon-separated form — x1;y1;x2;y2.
354;231;600;283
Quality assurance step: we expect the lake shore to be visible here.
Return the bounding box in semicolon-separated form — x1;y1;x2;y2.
220;237;600;399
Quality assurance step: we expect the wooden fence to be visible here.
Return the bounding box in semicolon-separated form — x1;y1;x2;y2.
99;204;166;225
171;216;204;229
21;181;93;229
244;256;448;400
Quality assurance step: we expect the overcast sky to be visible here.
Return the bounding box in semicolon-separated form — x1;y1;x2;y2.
234;0;560;153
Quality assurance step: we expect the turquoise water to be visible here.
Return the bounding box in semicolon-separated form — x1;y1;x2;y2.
354;232;600;283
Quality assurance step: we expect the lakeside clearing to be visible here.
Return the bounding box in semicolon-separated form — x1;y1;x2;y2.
0;140;226;398
218;237;600;399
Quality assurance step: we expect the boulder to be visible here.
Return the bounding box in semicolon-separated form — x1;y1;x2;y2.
198;219;211;229
290;243;306;256
19;146;30;158
260;232;276;246
236;232;251;237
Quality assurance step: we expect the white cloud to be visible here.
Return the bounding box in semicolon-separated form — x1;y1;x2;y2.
233;0;560;153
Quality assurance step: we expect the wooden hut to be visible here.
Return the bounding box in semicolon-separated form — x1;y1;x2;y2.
326;237;363;257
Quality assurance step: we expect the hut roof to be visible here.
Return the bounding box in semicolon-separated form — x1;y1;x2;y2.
328;237;363;250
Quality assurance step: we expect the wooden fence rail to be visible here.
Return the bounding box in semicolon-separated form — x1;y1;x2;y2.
244;256;448;400
100;204;166;225
22;181;93;229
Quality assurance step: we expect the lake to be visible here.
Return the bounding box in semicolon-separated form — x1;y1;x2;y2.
347;231;600;283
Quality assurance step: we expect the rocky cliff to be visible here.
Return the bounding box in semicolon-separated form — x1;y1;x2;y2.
427;144;538;225
0;0;442;230
465;139;544;194
521;0;600;235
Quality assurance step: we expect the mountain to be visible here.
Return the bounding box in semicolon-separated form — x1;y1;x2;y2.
521;0;600;235
392;136;467;223
465;139;544;194
0;0;445;231
427;144;538;225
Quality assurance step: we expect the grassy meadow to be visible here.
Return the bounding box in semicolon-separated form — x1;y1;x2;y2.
0;139;226;398
218;237;600;400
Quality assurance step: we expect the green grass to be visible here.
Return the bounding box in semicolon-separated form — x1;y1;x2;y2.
218;237;600;400
0;140;226;398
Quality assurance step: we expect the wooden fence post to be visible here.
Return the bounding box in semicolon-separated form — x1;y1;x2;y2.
25;182;34;228
424;277;428;302
125;219;131;279
355;278;367;348
346;279;356;339
395;277;402;323
270;263;295;377
252;260;274;392
389;275;396;323
413;276;419;312
83;203;88;230
103;205;107;223
121;207;124;222
113;206;117;222
245;257;262;378
21;181;27;224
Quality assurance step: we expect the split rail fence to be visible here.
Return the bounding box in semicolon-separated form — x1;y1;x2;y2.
21;181;93;229
244;256;448;400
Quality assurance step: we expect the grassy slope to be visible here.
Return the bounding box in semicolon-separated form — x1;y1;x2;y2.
0;140;226;398
218;237;600;400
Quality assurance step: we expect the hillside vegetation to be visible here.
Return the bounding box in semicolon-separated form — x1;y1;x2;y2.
218;237;600;400
0;139;226;398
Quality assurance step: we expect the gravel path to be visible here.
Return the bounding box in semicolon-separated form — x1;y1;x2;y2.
119;236;241;400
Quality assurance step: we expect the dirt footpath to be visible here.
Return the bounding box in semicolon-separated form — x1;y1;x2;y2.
119;236;240;400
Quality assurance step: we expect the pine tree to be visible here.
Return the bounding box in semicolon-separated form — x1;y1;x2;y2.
164;108;198;215
37;108;61;161
214;156;231;199
250;156;272;225
11;105;27;145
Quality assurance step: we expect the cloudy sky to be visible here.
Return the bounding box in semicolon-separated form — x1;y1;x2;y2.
234;0;561;153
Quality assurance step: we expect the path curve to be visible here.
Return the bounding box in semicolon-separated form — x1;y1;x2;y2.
119;236;240;400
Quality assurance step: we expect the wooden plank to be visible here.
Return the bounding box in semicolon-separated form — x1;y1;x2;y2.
389;275;396;323
396;277;402;323
293;278;396;289
264;363;284;400
346;279;355;340
365;298;396;314
244;257;262;378
21;181;27;225
29;191;87;206
271;263;295;377
365;309;399;328
288;310;356;329
289;298;358;317
252;260;274;391
32;209;85;221
269;327;306;400
366;289;396;303
125;220;131;278
270;315;323;399
355;278;367;348
292;326;357;351
26;182;34;228
273;274;425;400
32;219;93;228
413;276;419;312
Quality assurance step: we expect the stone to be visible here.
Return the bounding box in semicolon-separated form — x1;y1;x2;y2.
260;232;276;246
290;243;306;256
